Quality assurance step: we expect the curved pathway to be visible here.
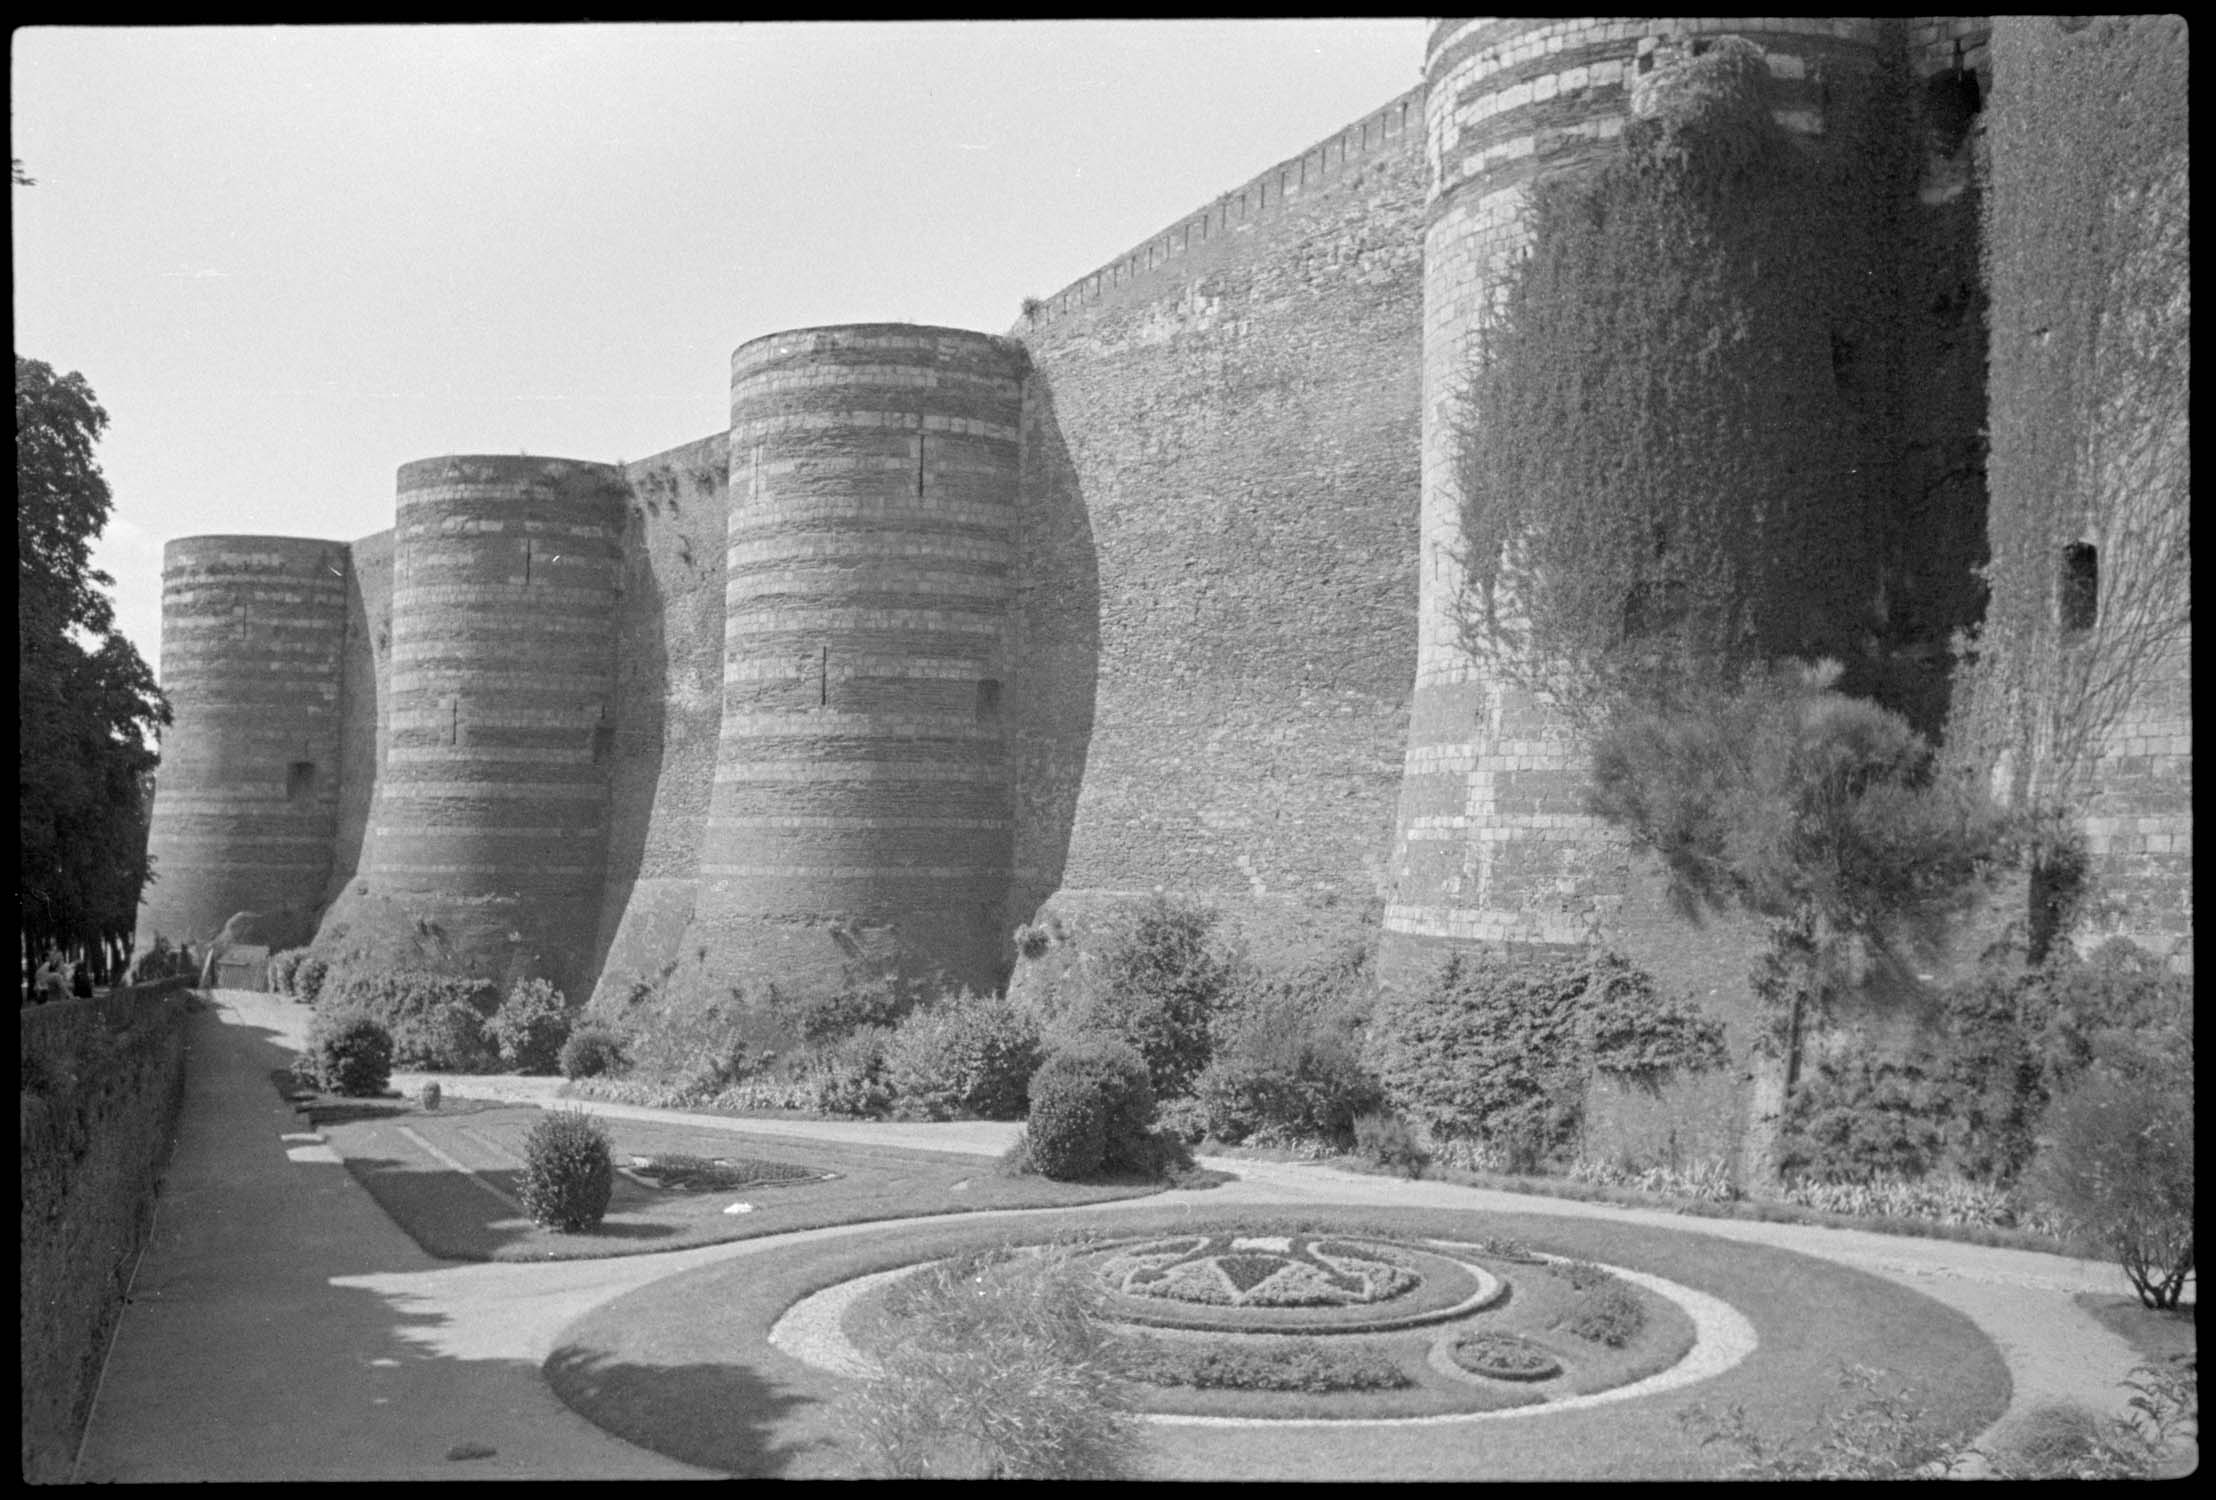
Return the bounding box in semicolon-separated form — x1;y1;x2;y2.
72;991;2164;1480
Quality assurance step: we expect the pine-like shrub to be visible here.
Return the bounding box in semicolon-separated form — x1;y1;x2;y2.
559;1025;627;1081
1775;1054;1948;1184
1024;1038;1155;1181
884;989;1043;1121
487;978;572;1075
308;1012;394;1097
518;1108;614;1232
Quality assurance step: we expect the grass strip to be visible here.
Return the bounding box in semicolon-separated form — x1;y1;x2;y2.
310;1102;1165;1262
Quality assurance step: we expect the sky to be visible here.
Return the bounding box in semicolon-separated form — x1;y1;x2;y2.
13;21;1424;683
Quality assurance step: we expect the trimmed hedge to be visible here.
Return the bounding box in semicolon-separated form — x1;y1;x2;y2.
1024;1038;1155;1181
20;983;193;1482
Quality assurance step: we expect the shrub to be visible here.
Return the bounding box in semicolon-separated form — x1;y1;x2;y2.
391;999;495;1073
1679;1363;1982;1478
1775;1053;1948;1184
804;1026;897;1118
1365;950;1592;1172
267;947;306;996
487;978;572;1075
308;1012;394;1097
795;972;925;1045
1353;1111;1431;1179
318;969;498;1036
1190;1031;1385;1149
849;1244;1142;1479
1116;1334;1409;1392
293;953;331;1004
518;1108;614;1232
1563;1278;1647;1348
559;1025;627;1081
1024;1038;1155;1181
1059;895;1233;1099
884;989;1043;1121
2023;1018;2193;1309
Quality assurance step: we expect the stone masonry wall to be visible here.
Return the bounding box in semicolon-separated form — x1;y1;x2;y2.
587;432;731;1004
1009;89;1426;967
137;536;350;949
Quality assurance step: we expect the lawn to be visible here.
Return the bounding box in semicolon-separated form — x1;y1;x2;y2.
543;1202;2011;1480
296;1091;1169;1262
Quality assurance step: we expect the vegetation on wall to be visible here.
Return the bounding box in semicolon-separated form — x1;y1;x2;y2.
1945;14;2190;910
1451;37;1933;719
1367;948;1726;1174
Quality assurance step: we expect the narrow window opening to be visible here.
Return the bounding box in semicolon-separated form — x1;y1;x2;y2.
2060;543;2099;635
820;645;830;707
1690;38;1712;57
976;679;1002;720
915;433;927;499
1637;51;1656;75
522;539;533;586
286;761;317;801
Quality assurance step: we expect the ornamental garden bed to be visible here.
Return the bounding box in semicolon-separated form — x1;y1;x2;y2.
543;1203;2010;1480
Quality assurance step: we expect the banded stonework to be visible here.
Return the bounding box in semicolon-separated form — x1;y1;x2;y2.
140;19;2187;1064
139;537;349;946
697;327;1024;995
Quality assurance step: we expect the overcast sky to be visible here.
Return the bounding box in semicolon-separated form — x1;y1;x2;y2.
13;20;1423;680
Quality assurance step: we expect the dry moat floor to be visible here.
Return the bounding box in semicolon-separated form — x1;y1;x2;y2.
67;991;2193;1481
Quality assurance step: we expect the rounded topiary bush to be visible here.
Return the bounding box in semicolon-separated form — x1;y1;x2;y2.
519;1108;614;1232
488;978;572;1075
1024;1038;1154;1181
560;1024;627;1081
310;1012;394;1097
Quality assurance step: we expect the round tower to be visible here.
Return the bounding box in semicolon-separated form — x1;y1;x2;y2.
343;455;627;996
138;536;350;949
698;324;1024;999
1381;18;1885;987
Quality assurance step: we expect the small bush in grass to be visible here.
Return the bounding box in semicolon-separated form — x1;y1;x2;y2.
518;1108;614;1232
1353;1111;1430;1179
1025;1039;1154;1181
308;1012;394;1097
1988;1358;2199;1479
560;1025;627;1081
1564;1279;1646;1348
804;1025;895;1117
488;978;572;1075
849;1243;1142;1479
884;989;1042;1121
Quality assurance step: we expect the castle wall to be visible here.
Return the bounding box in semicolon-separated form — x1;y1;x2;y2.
1008;89;1427;964
587;433;731;1003
326;526;393;902
322;456;628;999
1976;14;2191;967
691;326;1025;1000
137;536;350;948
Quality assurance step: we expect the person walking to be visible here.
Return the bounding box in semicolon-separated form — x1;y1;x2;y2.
35;951;69;1004
71;961;96;1000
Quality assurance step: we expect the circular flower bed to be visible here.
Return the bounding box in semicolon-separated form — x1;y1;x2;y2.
1451;1332;1564;1383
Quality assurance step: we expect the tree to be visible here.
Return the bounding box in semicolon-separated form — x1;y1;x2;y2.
17;356;170;989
